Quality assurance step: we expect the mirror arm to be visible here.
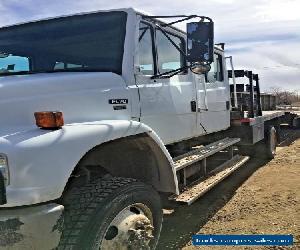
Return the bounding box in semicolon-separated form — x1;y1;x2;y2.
155;25;187;59
145;15;213;26
139;27;149;42
162;15;199;27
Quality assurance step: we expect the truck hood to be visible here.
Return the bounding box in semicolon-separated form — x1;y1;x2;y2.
0;72;130;137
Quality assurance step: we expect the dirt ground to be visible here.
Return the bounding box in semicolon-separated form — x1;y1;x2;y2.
157;128;300;250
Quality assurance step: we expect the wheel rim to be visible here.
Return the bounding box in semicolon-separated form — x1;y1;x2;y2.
100;203;154;250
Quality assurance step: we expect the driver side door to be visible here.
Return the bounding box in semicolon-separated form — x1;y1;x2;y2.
135;21;197;145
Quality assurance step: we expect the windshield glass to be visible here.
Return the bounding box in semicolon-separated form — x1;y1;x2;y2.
0;11;127;76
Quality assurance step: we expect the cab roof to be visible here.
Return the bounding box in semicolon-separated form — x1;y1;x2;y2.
0;7;223;52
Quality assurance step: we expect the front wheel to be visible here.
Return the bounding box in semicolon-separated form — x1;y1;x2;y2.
58;177;163;250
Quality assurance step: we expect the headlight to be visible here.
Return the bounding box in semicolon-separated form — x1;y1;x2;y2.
0;154;9;186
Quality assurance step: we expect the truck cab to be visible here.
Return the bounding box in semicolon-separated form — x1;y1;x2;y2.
0;8;230;145
0;8;232;249
135;13;230;143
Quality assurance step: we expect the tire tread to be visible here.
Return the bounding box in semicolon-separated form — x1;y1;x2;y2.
57;177;137;250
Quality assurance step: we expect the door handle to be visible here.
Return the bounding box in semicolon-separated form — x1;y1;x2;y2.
226;101;230;110
191;101;197;112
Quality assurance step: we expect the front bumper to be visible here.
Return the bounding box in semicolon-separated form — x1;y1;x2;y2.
0;203;64;250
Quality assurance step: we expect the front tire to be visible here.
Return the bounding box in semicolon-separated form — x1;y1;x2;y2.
58;177;162;250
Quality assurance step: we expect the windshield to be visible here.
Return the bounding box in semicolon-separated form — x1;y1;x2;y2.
0;11;127;76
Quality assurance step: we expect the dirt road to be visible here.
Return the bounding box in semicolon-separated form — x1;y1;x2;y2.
157;128;300;250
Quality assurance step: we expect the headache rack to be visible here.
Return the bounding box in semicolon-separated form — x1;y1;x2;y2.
228;69;263;119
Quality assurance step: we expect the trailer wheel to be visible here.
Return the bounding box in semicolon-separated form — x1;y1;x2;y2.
238;126;277;159
58;177;162;250
259;126;277;159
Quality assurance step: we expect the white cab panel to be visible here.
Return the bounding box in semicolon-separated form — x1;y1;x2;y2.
137;75;197;144
0;72;131;132
195;52;231;134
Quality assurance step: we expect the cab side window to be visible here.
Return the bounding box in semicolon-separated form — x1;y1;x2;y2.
138;22;155;75
156;30;185;74
0;54;29;73
207;53;224;83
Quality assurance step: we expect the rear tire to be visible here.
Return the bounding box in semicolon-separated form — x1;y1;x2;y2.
257;126;277;159
58;177;162;250
239;126;277;160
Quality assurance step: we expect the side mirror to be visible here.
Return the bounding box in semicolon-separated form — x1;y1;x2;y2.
187;21;214;72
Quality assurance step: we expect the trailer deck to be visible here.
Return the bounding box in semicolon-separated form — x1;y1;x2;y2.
231;110;289;126
229;110;298;145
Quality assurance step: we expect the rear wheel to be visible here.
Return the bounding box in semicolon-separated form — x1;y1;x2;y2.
256;126;278;159
58;177;162;250
239;126;277;160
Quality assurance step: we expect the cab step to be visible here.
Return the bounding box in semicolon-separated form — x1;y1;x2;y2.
174;137;241;172
173;137;241;186
172;155;249;205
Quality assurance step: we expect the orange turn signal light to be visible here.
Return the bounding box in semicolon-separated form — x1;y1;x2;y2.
34;111;64;129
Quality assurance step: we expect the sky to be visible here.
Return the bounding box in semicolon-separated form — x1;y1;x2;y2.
0;0;299;92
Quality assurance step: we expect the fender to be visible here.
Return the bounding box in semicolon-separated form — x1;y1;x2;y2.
0;120;178;208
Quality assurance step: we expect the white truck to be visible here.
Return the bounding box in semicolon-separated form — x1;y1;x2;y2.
0;8;297;250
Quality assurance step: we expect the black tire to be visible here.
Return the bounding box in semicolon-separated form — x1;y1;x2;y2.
58;177;162;250
238;126;277;160
260;126;277;159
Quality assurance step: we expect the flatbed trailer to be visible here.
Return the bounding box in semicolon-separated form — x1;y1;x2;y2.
230;110;297;145
169;110;298;205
